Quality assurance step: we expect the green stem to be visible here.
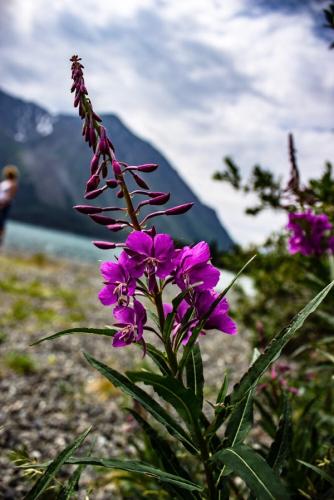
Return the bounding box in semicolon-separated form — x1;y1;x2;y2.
153;284;178;375
119;178;141;231
193;424;217;500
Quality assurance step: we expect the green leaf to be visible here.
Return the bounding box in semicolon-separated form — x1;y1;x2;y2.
57;464;86;499
213;445;290;500
127;409;199;500
217;390;254;481
146;343;172;375
31;327;116;346
127;371;200;428
185;344;204;409
216;372;229;405
24;427;91;500
228;281;334;407
297;460;334;487
83;352;198;454
225;390;253;448
67;457;203;492
267;397;292;474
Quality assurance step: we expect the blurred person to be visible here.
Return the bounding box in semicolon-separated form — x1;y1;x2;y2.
0;165;19;246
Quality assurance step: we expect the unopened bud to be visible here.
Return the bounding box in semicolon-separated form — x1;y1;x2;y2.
90;214;117;225
107;224;126;232
90;154;100;175
166;203;193;215
132;172;149;189
86;174;100;193
84;186;107;199
93;241;117;249
148;193;170;205
74;205;103;214
112;160;122;176
137;163;158;172
106;178;118;188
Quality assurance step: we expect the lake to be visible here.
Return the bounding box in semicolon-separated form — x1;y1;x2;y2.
4;220;118;263
3;221;254;295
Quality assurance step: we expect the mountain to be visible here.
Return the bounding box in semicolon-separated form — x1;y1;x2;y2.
0;89;234;250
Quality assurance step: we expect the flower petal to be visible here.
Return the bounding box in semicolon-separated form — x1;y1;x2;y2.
113;305;135;325
126;231;153;256
98;285;117;305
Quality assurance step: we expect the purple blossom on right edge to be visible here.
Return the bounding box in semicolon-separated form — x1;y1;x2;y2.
286;210;334;256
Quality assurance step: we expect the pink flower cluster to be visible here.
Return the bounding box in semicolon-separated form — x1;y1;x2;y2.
70;55;237;350
287;210;334;256
99;232;237;348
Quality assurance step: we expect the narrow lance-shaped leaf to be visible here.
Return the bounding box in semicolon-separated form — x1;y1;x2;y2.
228;281;334;407
267;396;292;474
213;444;290;500
84;352;198;454
146;343;172;376
127;371;200;429
24;427;91;500
185;344;204;409
216;389;254;482
57;464;86;500
31;327;117;346
127;409;200;500
211;349;259;438
297;460;334;487
66;457;203;492
216;372;229;406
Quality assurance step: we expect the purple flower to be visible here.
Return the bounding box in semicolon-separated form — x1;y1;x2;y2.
124;231;175;287
163;301;197;345
195;290;237;335
174;241;220;292
112;299;147;347
99;251;138;306
287;210;333;256
163;289;237;346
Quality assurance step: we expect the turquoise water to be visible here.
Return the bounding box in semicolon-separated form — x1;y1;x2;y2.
4;221;119;263
4;221;254;295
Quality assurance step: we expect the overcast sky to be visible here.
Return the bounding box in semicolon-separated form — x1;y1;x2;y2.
0;0;333;244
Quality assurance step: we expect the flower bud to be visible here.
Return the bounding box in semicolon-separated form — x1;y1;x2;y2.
106;178;118;188
84;186;107;199
107;224;126;232
112;160;122;176
90;154;100;175
166;203;193;215
93;241;117;249
74;205;103;214
74;93;81;108
131;172;149;189
101;161;108;178
136;163;158;172
86;174;100;193
90;214;117;225
117;189;124;199
89;127;97;149
148;193;170;205
93;112;102;123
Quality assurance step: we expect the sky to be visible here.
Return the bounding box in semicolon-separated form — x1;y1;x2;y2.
0;0;333;245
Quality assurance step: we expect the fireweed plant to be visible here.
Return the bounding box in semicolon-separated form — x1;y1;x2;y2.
24;56;334;500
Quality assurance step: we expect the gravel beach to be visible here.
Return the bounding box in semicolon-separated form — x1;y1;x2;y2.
0;250;251;498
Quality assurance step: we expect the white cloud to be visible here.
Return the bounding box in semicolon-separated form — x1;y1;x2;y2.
0;0;333;245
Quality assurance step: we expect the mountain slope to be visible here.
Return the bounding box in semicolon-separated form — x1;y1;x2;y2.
0;89;233;249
